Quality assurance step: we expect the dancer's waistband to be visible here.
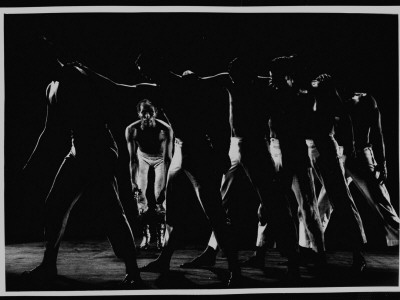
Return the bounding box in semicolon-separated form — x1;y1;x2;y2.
137;148;163;159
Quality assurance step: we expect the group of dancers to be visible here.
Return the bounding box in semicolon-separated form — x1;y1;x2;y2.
20;50;399;288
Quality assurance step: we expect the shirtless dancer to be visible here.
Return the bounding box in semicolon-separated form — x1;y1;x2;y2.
316;90;399;247
21;60;149;288
135;54;241;287
303;74;367;272
180;57;303;279
126;99;173;250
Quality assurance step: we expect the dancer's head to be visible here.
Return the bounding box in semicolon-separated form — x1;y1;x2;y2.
268;55;299;90
137;99;157;129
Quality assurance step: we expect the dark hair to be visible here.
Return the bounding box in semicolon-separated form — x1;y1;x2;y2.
137;99;157;115
269;55;299;76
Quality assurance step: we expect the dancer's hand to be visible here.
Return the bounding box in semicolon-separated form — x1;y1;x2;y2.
312;73;334;90
315;73;332;83
132;185;142;201
375;162;387;184
131;182;139;192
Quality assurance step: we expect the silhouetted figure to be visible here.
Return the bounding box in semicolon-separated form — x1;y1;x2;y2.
317;91;399;247
135;55;240;287
179;57;303;280
303;73;367;273
126;99;173;250
21;59;148;288
267;56;326;272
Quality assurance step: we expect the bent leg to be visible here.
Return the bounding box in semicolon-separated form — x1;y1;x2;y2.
184;161;239;274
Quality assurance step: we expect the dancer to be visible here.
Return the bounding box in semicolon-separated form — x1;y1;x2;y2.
135;55;241;287
21;58;151;288
304;73;367;272
126;99;173;250
180;57;303;280
317;90;399;247
267;56;326;270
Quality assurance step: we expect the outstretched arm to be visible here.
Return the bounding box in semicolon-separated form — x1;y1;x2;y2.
70;61;157;88
200;72;231;89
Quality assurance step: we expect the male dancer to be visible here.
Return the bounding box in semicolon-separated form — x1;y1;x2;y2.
126;99;173;250
180;57;303;279
317;89;399;247
22;60;147;288
303;73;367;272
266;56;327;269
135;55;241;287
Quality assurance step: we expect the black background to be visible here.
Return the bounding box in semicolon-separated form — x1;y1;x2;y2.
4;12;399;249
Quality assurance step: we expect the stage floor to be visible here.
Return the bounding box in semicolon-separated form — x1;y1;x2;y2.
5;239;399;292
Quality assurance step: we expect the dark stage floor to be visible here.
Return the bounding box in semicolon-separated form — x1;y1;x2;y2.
5;239;399;292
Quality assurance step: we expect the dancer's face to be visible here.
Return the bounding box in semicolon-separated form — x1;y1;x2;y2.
138;104;157;128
